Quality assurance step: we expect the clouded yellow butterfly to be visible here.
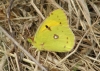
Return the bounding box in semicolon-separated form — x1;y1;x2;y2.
28;9;75;52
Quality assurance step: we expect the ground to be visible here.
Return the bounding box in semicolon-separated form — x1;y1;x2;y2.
0;0;100;71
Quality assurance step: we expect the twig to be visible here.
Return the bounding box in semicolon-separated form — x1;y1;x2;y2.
7;0;14;19
6;0;14;34
30;0;45;20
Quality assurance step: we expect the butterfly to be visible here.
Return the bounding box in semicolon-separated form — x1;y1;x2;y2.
28;9;75;52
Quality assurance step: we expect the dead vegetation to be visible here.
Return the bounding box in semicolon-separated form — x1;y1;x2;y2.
0;0;100;71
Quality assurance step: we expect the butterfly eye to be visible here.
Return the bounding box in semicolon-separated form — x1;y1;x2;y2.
53;34;59;39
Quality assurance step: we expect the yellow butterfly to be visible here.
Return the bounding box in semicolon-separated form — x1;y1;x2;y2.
28;9;75;52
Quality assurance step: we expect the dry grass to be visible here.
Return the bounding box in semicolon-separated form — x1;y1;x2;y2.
0;0;100;71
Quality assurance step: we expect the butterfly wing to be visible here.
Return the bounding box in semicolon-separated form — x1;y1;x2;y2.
30;9;75;52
